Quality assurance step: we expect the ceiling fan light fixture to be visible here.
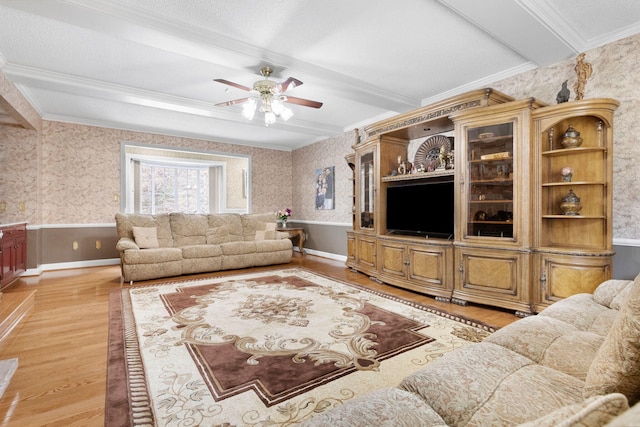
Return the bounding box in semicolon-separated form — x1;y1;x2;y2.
215;66;321;126
241;98;257;120
280;107;293;121
271;98;285;115
264;111;276;126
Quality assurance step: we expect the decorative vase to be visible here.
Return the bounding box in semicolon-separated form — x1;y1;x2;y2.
561;125;583;148
281;221;287;228
560;189;583;216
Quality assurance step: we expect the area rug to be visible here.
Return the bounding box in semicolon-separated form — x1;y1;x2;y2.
106;268;495;426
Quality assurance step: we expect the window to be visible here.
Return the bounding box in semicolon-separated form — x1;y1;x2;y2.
121;142;250;214
139;162;209;214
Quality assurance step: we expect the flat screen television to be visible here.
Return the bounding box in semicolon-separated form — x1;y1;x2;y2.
386;180;455;239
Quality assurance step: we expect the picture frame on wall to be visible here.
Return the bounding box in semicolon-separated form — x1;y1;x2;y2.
315;166;335;210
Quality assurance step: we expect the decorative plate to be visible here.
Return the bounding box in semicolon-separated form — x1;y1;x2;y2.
414;135;452;170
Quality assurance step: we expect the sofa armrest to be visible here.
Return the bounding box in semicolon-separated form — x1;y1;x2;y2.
593;278;635;309
116;237;140;251
275;231;289;240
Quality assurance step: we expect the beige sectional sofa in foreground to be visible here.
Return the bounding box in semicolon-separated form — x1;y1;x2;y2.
302;275;640;427
115;212;292;283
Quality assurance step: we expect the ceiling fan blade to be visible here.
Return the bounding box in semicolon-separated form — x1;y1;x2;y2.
278;77;303;92
215;97;251;107
213;79;252;92
285;96;323;109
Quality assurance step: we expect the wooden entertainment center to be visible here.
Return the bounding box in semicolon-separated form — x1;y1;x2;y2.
346;88;618;316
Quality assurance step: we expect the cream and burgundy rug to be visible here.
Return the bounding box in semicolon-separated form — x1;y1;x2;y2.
106;268;495;426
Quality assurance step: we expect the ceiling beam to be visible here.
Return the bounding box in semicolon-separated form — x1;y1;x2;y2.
4;0;420;112
439;0;578;67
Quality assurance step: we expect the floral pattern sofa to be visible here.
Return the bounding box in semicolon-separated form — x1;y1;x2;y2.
301;274;640;427
115;212;292;283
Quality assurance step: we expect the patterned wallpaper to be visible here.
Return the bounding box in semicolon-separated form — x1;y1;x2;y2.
0;121;290;224
1;33;639;241
291;33;640;239
292;130;357;224
488;33;640;240
0;125;39;223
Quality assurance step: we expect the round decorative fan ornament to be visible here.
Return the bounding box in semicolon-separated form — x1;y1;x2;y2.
414;135;452;171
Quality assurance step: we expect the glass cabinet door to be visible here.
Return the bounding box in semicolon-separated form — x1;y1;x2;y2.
359;151;375;229
466;122;514;238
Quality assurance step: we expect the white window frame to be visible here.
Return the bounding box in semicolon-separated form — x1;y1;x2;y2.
120;142;250;214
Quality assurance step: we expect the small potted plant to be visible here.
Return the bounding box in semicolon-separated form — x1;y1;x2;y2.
276;208;292;227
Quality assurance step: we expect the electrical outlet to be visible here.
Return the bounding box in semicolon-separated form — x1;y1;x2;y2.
96;240;102;250
73;241;79;251
19;201;26;212
0;201;5;213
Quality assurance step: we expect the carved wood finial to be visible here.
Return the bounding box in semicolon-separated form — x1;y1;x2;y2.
574;52;593;101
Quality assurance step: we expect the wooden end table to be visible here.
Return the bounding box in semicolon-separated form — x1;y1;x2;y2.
278;227;305;254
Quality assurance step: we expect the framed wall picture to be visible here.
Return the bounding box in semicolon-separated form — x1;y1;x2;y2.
315;166;335;210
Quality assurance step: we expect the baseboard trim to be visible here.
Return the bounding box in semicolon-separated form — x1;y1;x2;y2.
24;258;120;276
23;251;348;276
303;248;347;262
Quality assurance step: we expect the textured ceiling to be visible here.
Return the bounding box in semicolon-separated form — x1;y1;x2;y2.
1;0;639;150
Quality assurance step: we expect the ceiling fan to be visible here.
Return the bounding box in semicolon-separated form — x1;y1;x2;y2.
214;66;323;125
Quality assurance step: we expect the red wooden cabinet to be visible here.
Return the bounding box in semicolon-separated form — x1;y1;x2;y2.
0;223;27;289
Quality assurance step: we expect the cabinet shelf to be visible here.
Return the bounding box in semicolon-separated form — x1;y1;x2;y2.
382;169;454;182
542;181;605;187
470;200;513;204
542;215;606;219
470;179;513;185
469;220;513;225
542;147;606;157
469;157;513;164
469;134;513;144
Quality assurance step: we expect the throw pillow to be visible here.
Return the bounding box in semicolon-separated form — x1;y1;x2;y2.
255;223;278;241
265;222;277;232
131;226;159;249
517;393;628;427
584;277;640;405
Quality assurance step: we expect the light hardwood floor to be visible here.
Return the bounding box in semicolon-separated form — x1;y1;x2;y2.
0;254;519;426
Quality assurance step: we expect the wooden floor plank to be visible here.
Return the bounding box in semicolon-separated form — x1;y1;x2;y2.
0;254;519;426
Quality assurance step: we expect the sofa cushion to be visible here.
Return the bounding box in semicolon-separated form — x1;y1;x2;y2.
299;388;448;427
255;239;292;253
466;364;588;426
181;244;223;259
401;341;586;426
115;213;174;247
206;226;232;244
208;214;244;242
518;393;629;427
220;241;256;256
538;293;619;336
132;226;159;249
610;282;638;311
170;213;208;246
121;247;182;264
485;315;604;380
593;279;634;309
584;277;640;405
241;212;278;241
